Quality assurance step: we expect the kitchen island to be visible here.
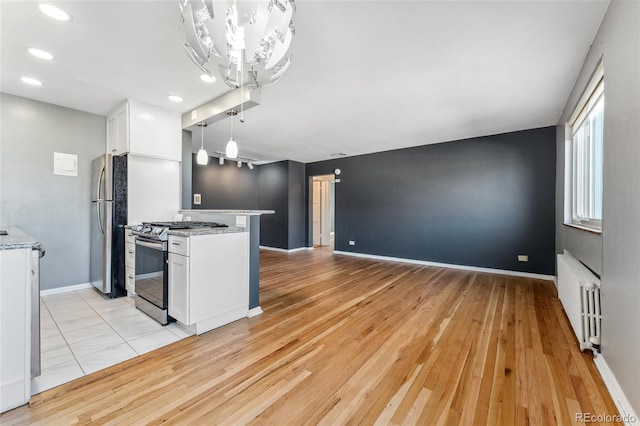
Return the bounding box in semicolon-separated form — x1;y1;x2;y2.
0;228;39;413
167;226;249;335
179;209;274;317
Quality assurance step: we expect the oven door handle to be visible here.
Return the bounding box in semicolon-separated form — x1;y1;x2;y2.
135;238;165;250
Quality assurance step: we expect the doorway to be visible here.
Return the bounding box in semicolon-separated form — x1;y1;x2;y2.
311;174;335;248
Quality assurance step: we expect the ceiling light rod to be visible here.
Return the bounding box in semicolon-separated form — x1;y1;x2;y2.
214;151;256;163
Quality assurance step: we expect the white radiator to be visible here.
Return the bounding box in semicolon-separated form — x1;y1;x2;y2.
557;253;602;351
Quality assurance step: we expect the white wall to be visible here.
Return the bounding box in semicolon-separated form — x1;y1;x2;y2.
0;93;105;290
555;0;639;416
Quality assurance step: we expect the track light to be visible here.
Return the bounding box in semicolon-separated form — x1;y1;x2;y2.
219;157;224;165
247;162;254;170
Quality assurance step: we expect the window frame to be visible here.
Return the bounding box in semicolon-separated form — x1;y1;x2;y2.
566;62;604;232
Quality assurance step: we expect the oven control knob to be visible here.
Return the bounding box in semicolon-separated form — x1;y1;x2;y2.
143;227;152;233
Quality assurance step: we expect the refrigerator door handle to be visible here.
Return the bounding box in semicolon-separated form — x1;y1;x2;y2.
97;200;105;237
97;166;105;201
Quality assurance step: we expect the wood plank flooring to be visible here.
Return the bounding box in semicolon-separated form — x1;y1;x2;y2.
1;248;621;425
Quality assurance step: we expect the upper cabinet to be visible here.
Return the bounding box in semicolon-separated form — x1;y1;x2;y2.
106;102;129;156
106;100;182;162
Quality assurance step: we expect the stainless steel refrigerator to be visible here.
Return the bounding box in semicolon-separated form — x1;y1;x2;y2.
90;154;127;298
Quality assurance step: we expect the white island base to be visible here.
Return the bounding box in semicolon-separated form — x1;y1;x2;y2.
167;230;249;335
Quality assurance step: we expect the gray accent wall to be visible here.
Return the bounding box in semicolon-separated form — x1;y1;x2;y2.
0;93;106;290
307;127;557;275
555;0;640;415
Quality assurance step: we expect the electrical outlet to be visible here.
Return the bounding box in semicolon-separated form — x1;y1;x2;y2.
349;240;355;246
518;255;529;262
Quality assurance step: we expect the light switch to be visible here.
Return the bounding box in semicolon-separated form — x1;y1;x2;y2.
236;215;247;228
193;194;201;205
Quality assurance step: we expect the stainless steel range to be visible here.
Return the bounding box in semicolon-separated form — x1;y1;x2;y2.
131;221;227;324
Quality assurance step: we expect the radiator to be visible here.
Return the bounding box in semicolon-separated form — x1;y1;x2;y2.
557;253;602;351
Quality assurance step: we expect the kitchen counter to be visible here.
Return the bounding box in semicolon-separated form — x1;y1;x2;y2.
0;227;39;250
168;227;247;237
179;209;274;216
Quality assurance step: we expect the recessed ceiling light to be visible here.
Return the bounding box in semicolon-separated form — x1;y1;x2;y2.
199;73;216;83
330;152;348;157
27;47;54;60
167;95;183;103
38;4;71;21
21;77;43;86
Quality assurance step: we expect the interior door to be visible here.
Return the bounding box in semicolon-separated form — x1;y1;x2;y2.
312;181;321;246
320;181;331;245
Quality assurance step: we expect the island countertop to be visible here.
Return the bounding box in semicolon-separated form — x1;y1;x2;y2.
168;226;248;237
0;227;40;251
179;209;274;216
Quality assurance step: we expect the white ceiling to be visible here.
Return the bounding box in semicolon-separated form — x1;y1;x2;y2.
1;1;609;164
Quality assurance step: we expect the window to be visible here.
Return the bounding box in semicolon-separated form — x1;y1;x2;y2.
567;63;604;231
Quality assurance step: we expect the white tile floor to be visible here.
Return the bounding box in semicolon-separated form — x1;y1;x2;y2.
33;288;193;394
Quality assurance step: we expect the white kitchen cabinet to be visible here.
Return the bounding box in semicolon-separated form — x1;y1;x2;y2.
106;102;129;156
125;229;136;294
0;248;31;413
168;252;189;324
168;232;249;334
106;100;181;161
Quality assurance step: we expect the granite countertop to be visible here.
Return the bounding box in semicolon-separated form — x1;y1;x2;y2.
179;209;275;216
168;226;247;237
0;227;40;250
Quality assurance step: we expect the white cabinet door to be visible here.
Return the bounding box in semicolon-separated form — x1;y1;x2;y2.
168;252;189;324
128;100;182;161
0;248;31;413
106;102;129;155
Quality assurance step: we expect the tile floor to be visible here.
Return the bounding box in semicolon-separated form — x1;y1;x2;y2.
34;288;193;394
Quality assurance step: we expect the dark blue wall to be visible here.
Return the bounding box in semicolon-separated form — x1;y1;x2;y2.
287;161;306;249
191;154;258;209
258;161;289;249
306;127;557;275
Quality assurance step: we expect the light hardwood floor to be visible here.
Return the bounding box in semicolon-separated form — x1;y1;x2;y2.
1;248;620;425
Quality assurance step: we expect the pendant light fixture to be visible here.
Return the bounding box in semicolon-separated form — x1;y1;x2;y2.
196;122;208;165
225;110;239;159
179;0;296;90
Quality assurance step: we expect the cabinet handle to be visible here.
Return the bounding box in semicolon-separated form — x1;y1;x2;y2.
172;242;181;246
128;250;134;254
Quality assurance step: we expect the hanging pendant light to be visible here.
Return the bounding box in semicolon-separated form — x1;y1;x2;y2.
196;122;208;165
225;109;239;159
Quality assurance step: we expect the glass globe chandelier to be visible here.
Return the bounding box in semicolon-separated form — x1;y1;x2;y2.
179;0;296;90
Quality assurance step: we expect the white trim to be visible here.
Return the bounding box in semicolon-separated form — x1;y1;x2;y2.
246;306;263;318
594;354;639;425
259;246;314;253
333;251;555;281
40;282;93;296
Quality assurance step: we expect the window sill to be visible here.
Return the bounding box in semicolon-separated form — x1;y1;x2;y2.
563;222;602;235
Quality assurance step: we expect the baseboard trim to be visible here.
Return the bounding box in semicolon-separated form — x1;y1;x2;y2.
40;282;93;297
259;246;314;253
333;251;555;281
247;306;263;318
594;355;639;425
